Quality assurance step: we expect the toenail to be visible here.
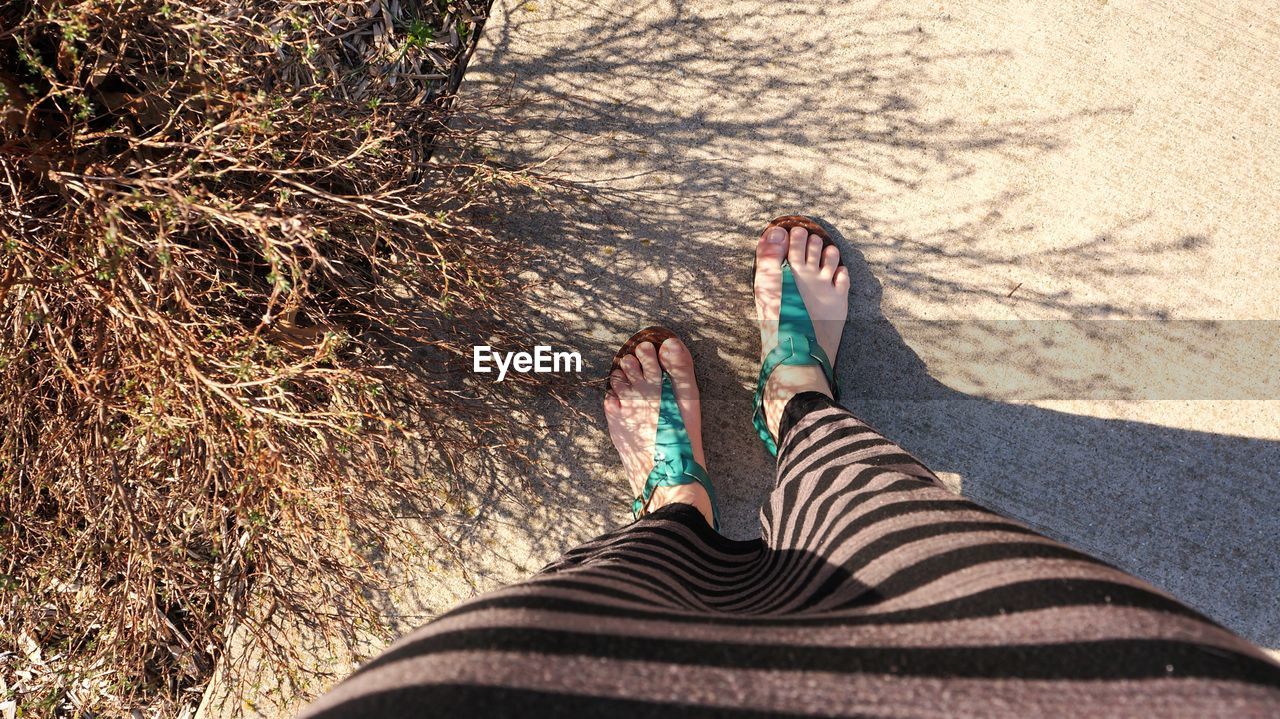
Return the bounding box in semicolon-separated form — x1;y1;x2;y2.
767;227;786;243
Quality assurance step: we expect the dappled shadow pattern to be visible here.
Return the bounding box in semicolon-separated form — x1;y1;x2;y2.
378;0;1278;653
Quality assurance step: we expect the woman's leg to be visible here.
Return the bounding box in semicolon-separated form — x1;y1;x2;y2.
749;223;1280;713
756;389;1280;712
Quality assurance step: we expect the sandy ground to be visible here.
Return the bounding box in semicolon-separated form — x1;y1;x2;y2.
206;1;1280;714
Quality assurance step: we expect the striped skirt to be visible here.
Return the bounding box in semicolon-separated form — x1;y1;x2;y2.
302;392;1280;717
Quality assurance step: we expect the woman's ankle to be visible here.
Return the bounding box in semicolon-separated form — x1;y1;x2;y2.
647;484;716;527
764;365;833;443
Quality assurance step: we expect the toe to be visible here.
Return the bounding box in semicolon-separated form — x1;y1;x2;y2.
609;369;631;393
658;336;705;463
603;389;621;415
660;337;698;399
806;234;824;267
635;341;661;381
620;354;644;384
834;266;851;293
756;225;788;269
658;336;694;377
786;226;808;266
820;244;841;279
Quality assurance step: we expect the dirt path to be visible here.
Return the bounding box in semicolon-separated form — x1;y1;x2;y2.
461;0;1280;647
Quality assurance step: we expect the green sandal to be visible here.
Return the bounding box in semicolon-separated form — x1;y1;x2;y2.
610;327;721;530
752;216;840;457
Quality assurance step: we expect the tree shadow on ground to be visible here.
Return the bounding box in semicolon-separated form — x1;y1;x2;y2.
380;0;1278;652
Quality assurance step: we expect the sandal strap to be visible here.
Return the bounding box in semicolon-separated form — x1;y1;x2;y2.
752;261;836;456
632;372;721;530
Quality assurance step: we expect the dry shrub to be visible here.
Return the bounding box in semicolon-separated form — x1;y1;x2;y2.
0;0;547;714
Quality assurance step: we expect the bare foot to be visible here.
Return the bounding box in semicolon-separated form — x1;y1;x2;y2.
603;337;715;526
754;224;850;441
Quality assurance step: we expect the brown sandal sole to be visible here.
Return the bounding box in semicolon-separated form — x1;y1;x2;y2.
765;214;831;242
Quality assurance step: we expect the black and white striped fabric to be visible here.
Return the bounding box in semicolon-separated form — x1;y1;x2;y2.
303;392;1280;717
